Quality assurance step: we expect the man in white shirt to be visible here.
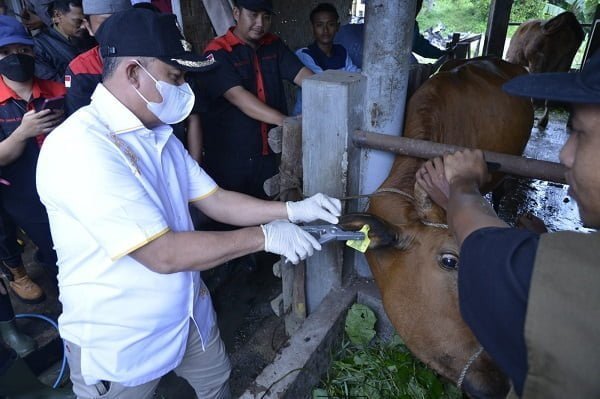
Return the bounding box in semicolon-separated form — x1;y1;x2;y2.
36;9;341;399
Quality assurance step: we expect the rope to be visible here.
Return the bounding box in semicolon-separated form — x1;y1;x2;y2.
457;346;484;390
342;187;449;229
271;172;450;229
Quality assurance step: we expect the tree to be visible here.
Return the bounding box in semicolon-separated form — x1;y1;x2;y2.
544;0;597;22
511;0;545;23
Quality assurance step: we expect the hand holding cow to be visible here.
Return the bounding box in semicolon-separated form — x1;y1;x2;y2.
416;157;450;210
442;149;491;189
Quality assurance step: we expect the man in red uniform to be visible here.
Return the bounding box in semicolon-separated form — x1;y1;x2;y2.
63;0;131;115
200;0;313;199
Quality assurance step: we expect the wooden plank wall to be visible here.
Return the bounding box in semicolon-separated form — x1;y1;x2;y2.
180;0;215;54
180;0;352;53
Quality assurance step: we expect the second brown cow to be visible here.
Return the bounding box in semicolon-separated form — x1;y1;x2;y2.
506;11;584;127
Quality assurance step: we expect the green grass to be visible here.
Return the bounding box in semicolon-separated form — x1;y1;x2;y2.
312;304;463;399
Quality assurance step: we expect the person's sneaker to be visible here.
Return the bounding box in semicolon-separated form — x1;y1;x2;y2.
0;263;45;304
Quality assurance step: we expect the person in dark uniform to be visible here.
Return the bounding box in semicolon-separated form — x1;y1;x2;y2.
199;0;313;200
416;50;600;398
0;15;63;305
0;18;71;399
63;0;131;115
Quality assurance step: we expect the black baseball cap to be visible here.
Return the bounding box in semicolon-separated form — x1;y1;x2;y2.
503;50;600;104
96;8;217;72
236;0;273;14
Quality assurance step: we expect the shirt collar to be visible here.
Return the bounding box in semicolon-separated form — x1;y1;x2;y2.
0;77;56;104
90;83;149;135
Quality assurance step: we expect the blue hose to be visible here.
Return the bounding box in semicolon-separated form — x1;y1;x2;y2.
15;313;66;389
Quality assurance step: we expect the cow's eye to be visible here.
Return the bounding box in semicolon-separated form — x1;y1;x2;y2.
438;252;459;270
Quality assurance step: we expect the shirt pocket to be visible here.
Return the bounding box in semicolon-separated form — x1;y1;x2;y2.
234;60;254;82
260;54;279;76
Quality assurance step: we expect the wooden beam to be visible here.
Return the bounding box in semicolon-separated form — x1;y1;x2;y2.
483;0;514;57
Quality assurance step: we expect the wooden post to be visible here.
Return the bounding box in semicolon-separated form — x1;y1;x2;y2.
483;0;514;57
276;117;308;335
302;70;366;314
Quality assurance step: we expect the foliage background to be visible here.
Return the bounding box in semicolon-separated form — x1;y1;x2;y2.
415;0;597;63
417;0;597;36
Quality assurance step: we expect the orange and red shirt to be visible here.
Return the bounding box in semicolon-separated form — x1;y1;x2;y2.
64;45;103;116
0;77;65;192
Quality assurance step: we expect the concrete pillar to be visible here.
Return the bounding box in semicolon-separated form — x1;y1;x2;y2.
355;0;416;277
360;0;416;196
302;71;366;314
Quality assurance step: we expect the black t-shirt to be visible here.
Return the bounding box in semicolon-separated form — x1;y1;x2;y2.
459;227;539;396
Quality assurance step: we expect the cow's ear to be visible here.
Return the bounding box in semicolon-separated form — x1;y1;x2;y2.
414;182;446;226
541;13;567;35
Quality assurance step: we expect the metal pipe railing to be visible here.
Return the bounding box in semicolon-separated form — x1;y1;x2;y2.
353;130;568;184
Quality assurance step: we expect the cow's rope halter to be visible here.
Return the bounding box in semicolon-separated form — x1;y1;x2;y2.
457;345;484;390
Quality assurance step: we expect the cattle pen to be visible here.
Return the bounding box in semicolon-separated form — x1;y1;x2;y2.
232;1;597;398
8;1;599;398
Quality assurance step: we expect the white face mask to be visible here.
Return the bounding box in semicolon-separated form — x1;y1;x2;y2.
132;60;195;125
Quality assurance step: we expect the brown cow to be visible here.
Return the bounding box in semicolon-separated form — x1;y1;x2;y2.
506;11;584;128
341;57;533;398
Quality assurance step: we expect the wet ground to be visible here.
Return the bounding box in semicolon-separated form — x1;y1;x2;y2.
494;108;591;233
6;109;591;398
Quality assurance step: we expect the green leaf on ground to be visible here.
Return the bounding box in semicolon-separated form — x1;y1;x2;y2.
344;303;377;346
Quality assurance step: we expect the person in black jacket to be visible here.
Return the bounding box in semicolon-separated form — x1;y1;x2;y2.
33;0;92;82
63;0;131;115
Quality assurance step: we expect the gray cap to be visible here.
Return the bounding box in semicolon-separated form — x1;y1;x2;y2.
82;0;131;15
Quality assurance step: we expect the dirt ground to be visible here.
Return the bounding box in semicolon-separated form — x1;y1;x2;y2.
10;246;286;398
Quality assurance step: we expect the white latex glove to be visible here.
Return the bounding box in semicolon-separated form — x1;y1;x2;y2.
261;220;322;264
286;193;342;224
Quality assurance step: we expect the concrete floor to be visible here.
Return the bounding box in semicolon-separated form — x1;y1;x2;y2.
495;108;589;233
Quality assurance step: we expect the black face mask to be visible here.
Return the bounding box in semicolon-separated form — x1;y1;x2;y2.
0;54;35;82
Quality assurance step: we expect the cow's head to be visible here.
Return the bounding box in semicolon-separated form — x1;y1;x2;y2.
341;181;509;398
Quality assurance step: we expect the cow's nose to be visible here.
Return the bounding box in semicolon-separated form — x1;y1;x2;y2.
463;375;511;399
461;352;510;399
